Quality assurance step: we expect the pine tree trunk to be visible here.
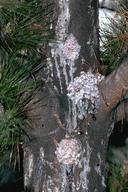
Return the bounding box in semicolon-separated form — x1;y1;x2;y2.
23;0;128;191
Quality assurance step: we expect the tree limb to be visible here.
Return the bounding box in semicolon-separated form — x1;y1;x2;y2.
115;91;128;122
100;57;128;111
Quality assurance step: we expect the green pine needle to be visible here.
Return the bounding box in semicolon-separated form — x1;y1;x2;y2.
0;0;53;163
100;3;128;75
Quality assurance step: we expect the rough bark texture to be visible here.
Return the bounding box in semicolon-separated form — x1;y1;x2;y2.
23;1;128;192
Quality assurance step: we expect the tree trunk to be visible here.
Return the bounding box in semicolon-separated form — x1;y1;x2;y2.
23;0;128;192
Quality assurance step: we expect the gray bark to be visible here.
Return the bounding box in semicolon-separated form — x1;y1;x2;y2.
23;1;128;192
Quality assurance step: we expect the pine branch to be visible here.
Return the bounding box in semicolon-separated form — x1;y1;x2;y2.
100;57;128;111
